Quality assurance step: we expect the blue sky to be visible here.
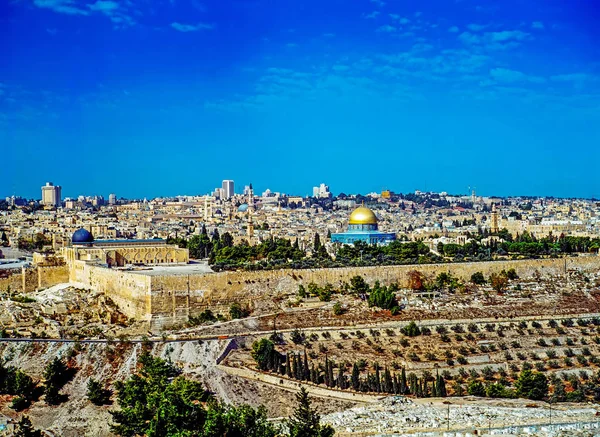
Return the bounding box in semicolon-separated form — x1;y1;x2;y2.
2;0;599;199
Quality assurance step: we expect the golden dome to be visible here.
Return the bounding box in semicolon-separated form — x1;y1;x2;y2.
349;206;378;225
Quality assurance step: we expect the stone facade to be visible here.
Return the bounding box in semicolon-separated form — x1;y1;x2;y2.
62;240;189;267
69;255;600;329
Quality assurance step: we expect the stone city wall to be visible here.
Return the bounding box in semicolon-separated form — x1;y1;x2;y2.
0;265;68;293
72;261;152;321
145;255;600;328
37;265;69;290
71;255;600;329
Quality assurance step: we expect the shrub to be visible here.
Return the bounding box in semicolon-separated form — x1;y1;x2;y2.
470;272;486;285
290;329;305;345
229;303;250;320
482;366;495;380
467;380;486;397
436;326;448;335
87;378;112;405
332;302;344;316
457;356;467;365
400;321;421;337
451;324;464;333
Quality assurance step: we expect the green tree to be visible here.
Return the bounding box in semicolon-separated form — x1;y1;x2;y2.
44;357;70;405
229;303;250;320
349;275;370;296
467;380;486;397
87;378;111;405
251;339;280;372
313;233;321;252
470;272;486;285
111;352;208;437
288;387;335;437
332;302;344;316
400;321;421;337
515;369;548;400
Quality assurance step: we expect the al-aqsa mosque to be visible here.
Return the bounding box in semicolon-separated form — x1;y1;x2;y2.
62;228;189;267
331;206;396;245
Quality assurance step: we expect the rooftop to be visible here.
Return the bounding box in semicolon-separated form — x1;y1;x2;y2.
121;261;213;276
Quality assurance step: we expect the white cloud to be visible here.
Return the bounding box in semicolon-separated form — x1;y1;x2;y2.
490;67;545;83
323;32;335;37
87;0;119;12
448;26;459;33
171;22;214;32
389;13;399;19
551;73;594;82
458;29;531;50
332;65;350;72
376;24;396;33
488;30;530;42
371;0;385;7
458;31;480;45
490;67;527;82
364;11;380;19
531;21;545;30
467;23;487;32
34;0;89;16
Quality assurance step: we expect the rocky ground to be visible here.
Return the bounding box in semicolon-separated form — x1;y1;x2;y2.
323;396;600;436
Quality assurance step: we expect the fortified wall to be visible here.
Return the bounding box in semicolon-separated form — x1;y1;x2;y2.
92;255;600;329
4;256;600;330
70;261;152;322
0;265;69;293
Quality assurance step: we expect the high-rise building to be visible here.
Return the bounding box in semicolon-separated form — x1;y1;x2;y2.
41;182;61;207
222;180;234;199
109;193;117;205
312;183;331;198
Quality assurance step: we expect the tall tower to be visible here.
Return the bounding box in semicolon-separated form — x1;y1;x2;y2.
490;203;499;234
222;180;234;199
41;182;61;207
247;183;254;238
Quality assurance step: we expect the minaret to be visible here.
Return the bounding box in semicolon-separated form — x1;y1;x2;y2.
247;183;254;238
490;203;499;234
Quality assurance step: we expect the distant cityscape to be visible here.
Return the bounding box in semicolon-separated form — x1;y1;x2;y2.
2;179;600;261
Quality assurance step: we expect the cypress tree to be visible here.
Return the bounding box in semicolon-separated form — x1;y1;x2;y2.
327;362;334;389
337;366;344;389
324;356;330;387
351;363;360;391
297;354;304;380
303;351;310;381
375;364;381;393
383;368;393;393
401;368;408;394
438;374;447;397
393;374;399;394
293;354;300;380
286;353;292;378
